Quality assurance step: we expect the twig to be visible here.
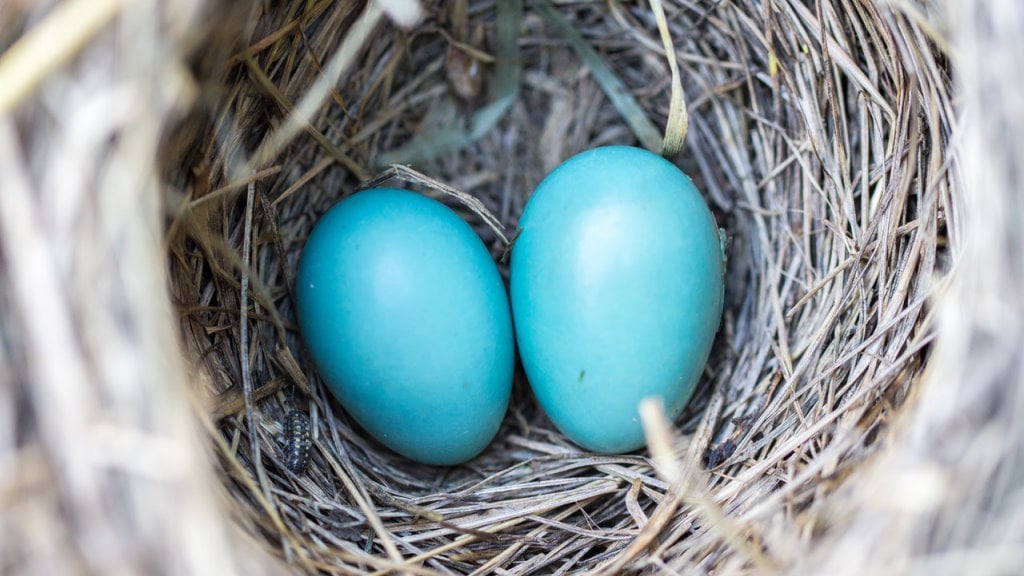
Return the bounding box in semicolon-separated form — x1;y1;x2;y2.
0;0;136;113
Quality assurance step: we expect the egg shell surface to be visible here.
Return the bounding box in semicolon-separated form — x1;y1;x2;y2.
510;146;725;453
296;188;514;466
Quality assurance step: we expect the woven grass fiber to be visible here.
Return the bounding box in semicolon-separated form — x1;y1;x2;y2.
2;0;1023;574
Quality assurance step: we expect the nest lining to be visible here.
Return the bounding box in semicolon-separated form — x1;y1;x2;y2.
167;0;956;573
0;0;964;574
162;0;957;573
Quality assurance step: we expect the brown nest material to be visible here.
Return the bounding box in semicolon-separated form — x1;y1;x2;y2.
3;0;1023;574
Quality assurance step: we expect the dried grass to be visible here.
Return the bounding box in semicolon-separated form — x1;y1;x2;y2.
3;0;1020;574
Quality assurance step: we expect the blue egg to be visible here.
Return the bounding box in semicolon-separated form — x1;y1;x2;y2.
296;188;514;466
510;146;725;453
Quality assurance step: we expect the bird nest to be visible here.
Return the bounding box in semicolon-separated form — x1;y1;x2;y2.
6;0;1022;574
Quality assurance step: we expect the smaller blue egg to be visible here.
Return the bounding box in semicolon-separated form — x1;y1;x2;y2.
296;188;514;466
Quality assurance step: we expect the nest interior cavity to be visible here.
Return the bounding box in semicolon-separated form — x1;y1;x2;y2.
0;0;973;574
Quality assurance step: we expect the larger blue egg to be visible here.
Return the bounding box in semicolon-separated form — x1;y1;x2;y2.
510;146;724;453
296;188;514;466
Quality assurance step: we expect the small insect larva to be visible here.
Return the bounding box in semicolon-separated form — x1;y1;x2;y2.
283;409;311;473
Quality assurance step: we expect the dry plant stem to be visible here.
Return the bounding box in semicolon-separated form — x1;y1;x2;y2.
791;0;1024;574
0;120;106;569
648;0;688;156
240;178;274;506
212;377;289;421
253;1;385;172
606;390;718;573
640;399;773;570
0;0;291;570
0;0;134;113
184;166;284;211
244;57;370;181
317;437;406;567
361;164;509;244
198;411;318;573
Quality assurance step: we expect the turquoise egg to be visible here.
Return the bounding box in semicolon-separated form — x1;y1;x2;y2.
296;188;514;466
510;146;725;453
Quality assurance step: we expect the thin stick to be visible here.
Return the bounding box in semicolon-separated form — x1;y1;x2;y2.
240;177;274;507
361;165;509;245
0;0;136;114
254;1;385;168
